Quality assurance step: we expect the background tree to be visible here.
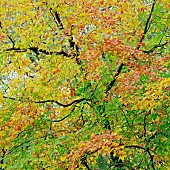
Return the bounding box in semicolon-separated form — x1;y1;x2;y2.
0;0;169;169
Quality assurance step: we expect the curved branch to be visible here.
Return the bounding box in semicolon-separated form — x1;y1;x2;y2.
143;41;169;54
125;145;156;170
146;148;156;170
35;98;88;107
51;107;75;123
3;96;89;107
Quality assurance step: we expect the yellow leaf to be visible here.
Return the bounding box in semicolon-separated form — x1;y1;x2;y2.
107;159;111;164
0;118;3;123
0;91;3;103
119;155;125;161
60;156;66;161
0;131;6;137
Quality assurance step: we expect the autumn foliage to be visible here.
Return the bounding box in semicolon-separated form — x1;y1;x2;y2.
0;0;169;169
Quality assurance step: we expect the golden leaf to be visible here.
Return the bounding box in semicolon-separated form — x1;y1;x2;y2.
0;91;3;103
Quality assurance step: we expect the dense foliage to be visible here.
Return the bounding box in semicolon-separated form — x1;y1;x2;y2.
0;0;169;169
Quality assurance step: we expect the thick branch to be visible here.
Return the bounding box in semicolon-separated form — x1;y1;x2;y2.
0;148;6;166
50;8;64;30
146;148;156;170
81;156;91;170
49;8;80;63
5;47;70;57
94;59;124;130
54;11;64;30
106;63;124;93
137;0;156;48
3;96;89;108
144;1;156;35
34;98;88;107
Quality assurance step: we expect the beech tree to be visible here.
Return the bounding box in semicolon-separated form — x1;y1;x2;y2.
0;0;169;169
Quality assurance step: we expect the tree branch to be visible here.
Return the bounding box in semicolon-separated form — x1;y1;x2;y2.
143;41;169;54
0;21;15;48
81;155;91;170
0;148;6;166
34;98;88;107
52;107;75;123
147;131;168;143
3;96;89;107
5;46;71;57
54;11;64;30
137;0;156;50
144;1;156;35
125;145;156;170
50;8;64;30
143;114;147;138
49;8;80;64
146;148;156;170
106;63;124;93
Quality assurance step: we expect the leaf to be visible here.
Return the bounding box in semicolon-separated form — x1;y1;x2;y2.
0;91;3;103
0;118;3;123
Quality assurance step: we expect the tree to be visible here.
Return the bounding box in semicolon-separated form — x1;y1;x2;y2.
0;0;169;169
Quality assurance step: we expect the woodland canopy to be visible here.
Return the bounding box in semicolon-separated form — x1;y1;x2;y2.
0;0;169;169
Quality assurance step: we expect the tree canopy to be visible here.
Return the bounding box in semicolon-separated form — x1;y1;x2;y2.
0;0;169;169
